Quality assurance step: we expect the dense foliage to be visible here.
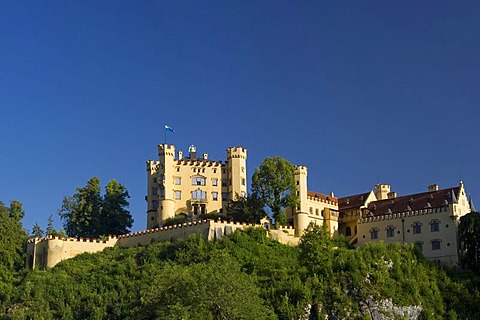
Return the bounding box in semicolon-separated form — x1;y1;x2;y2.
58;177;133;238
2;226;480;319
251;156;299;226
458;211;480;273
0;201;27;312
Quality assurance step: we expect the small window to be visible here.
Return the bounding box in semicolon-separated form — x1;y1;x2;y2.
213;169;217;174
212;192;218;201
176;167;180;172
386;226;395;238
175;191;181;200
241;178;246;186
432;240;441;250
370;229;378;240
315;208;319;216
152;188;158;195
431;220;440;232
296;180;299;185
222;193;228;201
309;207;313;214
241;167;245;173
212;178;218;186
175;177;181;185
222;179;227;187
191;189;206;200
412;222;422;234
192;177;206;186
152;200;158;210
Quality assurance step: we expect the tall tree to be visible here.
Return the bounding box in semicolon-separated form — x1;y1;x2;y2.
59;177;133;238
227;193;266;223
458;211;480;273
0;201;27;305
100;179;132;235
31;223;44;238
251;156;299;226
59;177;102;238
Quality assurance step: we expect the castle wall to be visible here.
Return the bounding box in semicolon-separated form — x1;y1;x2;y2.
357;206;460;266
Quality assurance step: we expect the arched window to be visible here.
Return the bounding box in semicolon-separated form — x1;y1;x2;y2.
191;189;206;200
345;226;352;236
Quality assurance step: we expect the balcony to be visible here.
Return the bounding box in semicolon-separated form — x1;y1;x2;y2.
189;197;208;205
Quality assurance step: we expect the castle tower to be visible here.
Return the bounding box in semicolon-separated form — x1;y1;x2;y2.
293;165;309;236
158;144;176;222
226;147;247;200
374;184;390;200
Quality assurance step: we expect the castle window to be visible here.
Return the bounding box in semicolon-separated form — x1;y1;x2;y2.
370;228;379;240
175;177;181;185
191;189;206;200
222;193;228;201
175;191;181;200
412;222;422;234
309;207;313;214
241;167;245;173
296;180;299;185
222;179;227;187
213;169;217;174
152;188;158;195
192;177;206;186
430;220;440;232
176;167;180;172
315;208;319;216
241;178;246;186
415;242;423;252
212;178;218;186
345;226;352;236
431;240;441;250
152;200;158;210
386;226;395;238
212;192;218;201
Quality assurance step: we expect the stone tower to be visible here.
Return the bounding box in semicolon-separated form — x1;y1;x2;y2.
293;165;309;236
226;147;247;200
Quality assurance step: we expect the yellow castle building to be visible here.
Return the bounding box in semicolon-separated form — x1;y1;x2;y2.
26;143;475;269
145;144;247;229
289;165;474;267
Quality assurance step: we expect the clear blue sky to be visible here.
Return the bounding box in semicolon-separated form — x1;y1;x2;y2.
1;1;479;234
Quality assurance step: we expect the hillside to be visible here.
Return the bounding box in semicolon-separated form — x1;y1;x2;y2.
3;226;480;319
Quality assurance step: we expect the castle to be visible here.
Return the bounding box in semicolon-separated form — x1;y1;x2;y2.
26;143;474;269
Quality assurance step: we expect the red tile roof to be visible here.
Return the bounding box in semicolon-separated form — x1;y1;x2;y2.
367;187;459;216
338;192;371;211
307;190;338;204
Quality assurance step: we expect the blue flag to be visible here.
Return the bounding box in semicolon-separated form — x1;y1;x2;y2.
165;125;175;133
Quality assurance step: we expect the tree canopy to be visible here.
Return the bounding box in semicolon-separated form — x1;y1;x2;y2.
458;211;480;273
251;156;298;226
58;177;133;238
227;193;266;223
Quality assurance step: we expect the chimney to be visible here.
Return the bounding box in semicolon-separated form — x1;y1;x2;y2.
178;150;183;159
428;184;438;192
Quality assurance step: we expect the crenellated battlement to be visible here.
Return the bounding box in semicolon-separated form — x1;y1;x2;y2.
176;159;224;167
226;146;247;159
307;194;338;205
295;165;308;175
357;206;449;224
146;160;160;171
27;234;118;244
158;144;175;157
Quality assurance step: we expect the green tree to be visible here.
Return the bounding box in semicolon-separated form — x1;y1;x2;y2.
100;179;133;235
59;177;102;238
251;156;298;226
227;193;266;223
0;201;27;306
59;177;132;238
298;223;335;279
31;222;44;238
458;211;480;273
